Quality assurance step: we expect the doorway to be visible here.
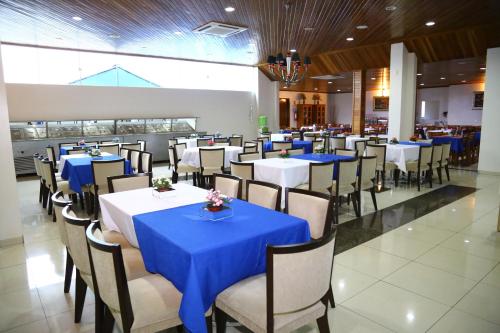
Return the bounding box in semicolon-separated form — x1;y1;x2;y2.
279;98;290;128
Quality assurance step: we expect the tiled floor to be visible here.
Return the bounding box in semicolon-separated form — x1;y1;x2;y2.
1;165;499;332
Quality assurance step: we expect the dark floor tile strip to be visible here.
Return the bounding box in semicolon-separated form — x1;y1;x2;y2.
334;185;477;255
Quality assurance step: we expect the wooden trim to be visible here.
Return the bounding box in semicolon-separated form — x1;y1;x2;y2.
91;158;126;194
237;152;260;162
213;173;242;200
230;161;255;180
199;147;225;176
246;179;282;211
307;160;335;192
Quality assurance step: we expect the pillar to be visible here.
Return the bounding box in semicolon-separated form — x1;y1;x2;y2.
352;70;366;136
388;43;417;140
478;47;500;173
0;42;23;246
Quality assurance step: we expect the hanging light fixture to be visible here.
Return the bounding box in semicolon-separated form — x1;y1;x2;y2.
266;3;311;87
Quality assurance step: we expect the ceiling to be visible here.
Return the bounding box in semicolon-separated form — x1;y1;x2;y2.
0;0;499;90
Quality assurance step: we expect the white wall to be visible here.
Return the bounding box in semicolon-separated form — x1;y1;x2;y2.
0;42;23;245
7;83;258;139
257;70;279;132
279;90;330;127
447;83;483;125
330;93;352;124
478;47;500;173
416;87;449;123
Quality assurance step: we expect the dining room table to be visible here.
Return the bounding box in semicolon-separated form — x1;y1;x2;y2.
177;138;199;149
384;143;420;173
99;184;310;333
180;146;243;168
431;136;464;153
60;153;132;193
263;140;313;153
290;153;355;179
270;133;292;142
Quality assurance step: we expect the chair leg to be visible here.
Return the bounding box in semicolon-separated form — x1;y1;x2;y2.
192;173;197;186
39;181;43;203
416;171;420;191
75;269;87;323
215;307;227;333
47;192;53;215
94;193;99;220
206;314;213;333
317;313;330;333
335;195;340;224
95;297;105;333
394;169;400;187
381;170;386;188
445;165;450;181
78;193;85;209
429;169;433;188
103;304;116;333
351;193;360;217
437;167;443;184
64;249;73;293
328;286;336;308
42;186;48;208
370;187;378;211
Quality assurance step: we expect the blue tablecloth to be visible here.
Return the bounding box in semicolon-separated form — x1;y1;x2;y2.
60;155;132;193
399;141;432;147
291;153;354;179
431;136;464;153
133;200;310;333
264;140;313;153
280;130;292;133
474;132;481;145
60;146;80;156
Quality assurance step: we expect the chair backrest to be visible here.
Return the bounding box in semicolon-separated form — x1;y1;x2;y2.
41;159;57;191
378;138;388;144
197;138;210;147
214;138;228;143
419;146;433;168
46;146;57;163
121;143;141;151
67;148;84;155
100;140;117;144
243;144;257;153
268;230;336;316
441;143;451;163
91;159;126;192
308;161;334;193
33;154;42;177
358;156;377;190
51;191;72;248
291;131;301;139
329;137;346;151
246;180;282;211
168;147;179;170
258;135;270;142
215;142;229;146
174;143;186;161
230;161;254;199
287;148;304;156
229;136;243;147
354;140;367;156
303;134;316;142
129;149;141;172
432;144;443;164
99;144;119;155
86;222;133;331
285;188;333;239
108;173;152;193
272;141;292;150
334;148;357;157
62;206;93;279
312;140;324;152
120;148;130;160
366;140;377;145
214;173;242;199
254;140;264;158
264;150;281;159
137;140;146;151
199;148;225;175
336;158;359;190
168;138;178;147
366;144;387;171
39;157;49;182
238;152;261;162
140;151;153;173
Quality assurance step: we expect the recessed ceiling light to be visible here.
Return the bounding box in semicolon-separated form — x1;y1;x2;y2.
407;227;413;231
108;34;120;39
385;5;397;11
417;73;422;76
224;6;235;12
337;89;341;92
328;81;333;84
283;86;288;89
420;83;425;86
314;88;318;91
290;49;296;53
72;16;82;21
462;80;467;83
55;37;63;40
174;31;183;35
346;37;354;41
440;77;445;80
356;25;368;30
464;239;470;243
304;27;314;31
425;21;435;27
371;77;376;80
457;73;464;76
480;67;486;70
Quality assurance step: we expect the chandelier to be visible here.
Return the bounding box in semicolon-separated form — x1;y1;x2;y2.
266;2;311;88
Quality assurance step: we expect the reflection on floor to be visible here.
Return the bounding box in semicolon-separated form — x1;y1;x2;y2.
1;165;499;332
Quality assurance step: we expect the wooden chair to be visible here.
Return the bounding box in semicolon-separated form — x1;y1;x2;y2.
238;152;261;162
108;173;152;193
230;161;254;200
405;146;433;191
296;161;335;194
90;159;126;218
356;156;378;213
168;147;198;185
214;173;242;199
199;148;225;187
99;144;119;155
246;180;282;211
272;141;292;150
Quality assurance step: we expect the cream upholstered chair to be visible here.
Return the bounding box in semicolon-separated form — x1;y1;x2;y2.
238;152;261;162
199;148;225;187
357;156;378;212
312;140;324;152
140;151;153;173
254;139;265;158
287;148;304;156
264;150;281;159
197;138;210;147
258;134;270;142
90;159;126;218
214;173;242;199
51;191;74;293
354;140;367;156
121;143;141;151
366;144;399;187
303;134;316;141
99;144;119;155
406;145;432;191
85;141;99;147
243;143;258;153
129;149;141;173
100;140;117;144
441;142;451;181
108;173;152;193
120;147;130;160
33;154;44;203
430;144;443;185
230;136;243;147
215;142;230;146
62;207;148;326
296;161;334;194
40;160;74;218
215;137;229;144
334;148;357;157
285;188;333;239
137;139;146;151
272;141;292;150
215;230;336;333
231;161;254;199
86;222;212;333
332;158;359;221
174;143;186;162
46;146;59;170
329;137;346;153
168;138;178;148
246;180;281;211
378;138;388;144
168;147;198;185
291;131;301;139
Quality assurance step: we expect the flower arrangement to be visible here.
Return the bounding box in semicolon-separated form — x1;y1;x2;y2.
207;139;215;146
152;176;172;192
314;145;325;154
206;189;232;212
279;149;290;158
409;135;418;142
89;148;101;157
78;139;86;146
389;137;399;144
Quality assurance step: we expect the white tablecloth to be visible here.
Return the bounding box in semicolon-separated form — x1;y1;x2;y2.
271;134;292;142
181;146;243;168
427;129;452;134
59;152;112;172
384;144;420;173
99;184;208;247
346;137;369;150
253;158;311;207
177;138;198;149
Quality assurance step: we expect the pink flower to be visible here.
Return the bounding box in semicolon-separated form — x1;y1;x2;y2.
280;149;287;154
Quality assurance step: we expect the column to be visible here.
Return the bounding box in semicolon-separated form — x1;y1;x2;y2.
478;47;500;173
351;70;366;135
388;43;417;140
0;42;23;246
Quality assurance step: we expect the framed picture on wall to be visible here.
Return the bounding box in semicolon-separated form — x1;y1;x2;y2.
373;96;389;111
473;91;484;110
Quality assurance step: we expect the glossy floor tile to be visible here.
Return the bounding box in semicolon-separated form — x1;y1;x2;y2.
454;282;500;325
427;308;500;333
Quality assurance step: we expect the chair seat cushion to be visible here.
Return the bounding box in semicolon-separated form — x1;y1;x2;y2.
177;163;199;174
384;161;398;171
102;230;132;248
331;180;355;196
295;183;309;190
57;180;75;194
406;161;419;172
122;247;150;280
216;274;325;333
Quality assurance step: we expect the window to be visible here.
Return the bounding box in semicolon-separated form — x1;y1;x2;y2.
421;101;426;118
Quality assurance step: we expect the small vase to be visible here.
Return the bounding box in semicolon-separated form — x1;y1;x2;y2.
206;204;223;212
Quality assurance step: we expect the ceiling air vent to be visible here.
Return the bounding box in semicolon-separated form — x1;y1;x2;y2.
311;75;345;80
193;22;247;37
